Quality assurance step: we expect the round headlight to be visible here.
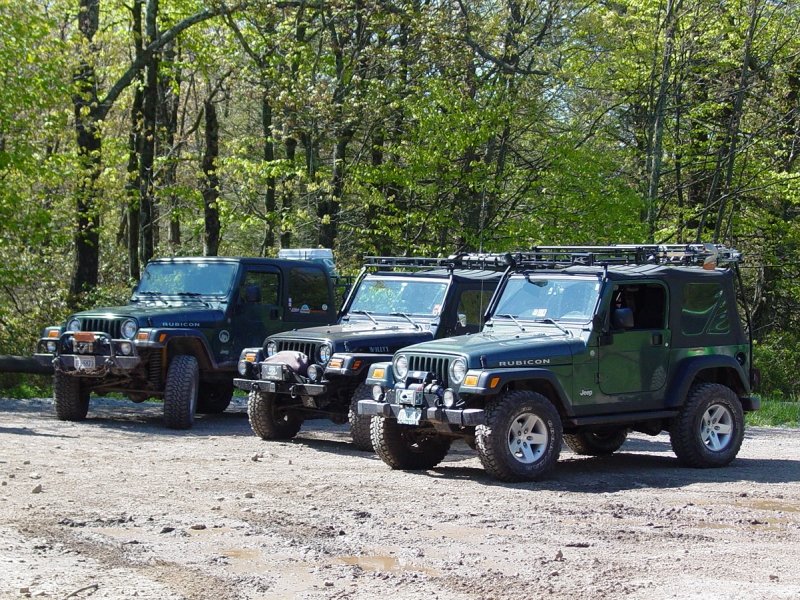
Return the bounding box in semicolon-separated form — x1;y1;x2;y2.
119;342;133;356
318;343;332;365
66;318;81;332
121;319;137;340
450;358;467;385
237;360;249;376
266;340;277;357
393;354;409;380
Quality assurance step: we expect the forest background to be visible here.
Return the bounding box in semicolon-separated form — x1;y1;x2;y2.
1;0;800;400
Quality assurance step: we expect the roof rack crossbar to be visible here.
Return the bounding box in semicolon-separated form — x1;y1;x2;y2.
451;244;741;270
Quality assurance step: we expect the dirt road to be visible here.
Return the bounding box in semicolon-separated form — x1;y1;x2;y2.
1;397;799;599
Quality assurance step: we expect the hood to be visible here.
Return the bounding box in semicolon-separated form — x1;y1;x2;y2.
399;329;584;368
71;304;227;329
269;321;435;353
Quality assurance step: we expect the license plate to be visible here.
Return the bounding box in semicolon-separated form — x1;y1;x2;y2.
397;407;422;426
261;364;284;381
74;356;95;370
396;388;422;405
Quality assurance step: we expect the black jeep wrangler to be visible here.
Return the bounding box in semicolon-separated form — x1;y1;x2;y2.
359;245;760;481
35;257;336;428
233;256;502;449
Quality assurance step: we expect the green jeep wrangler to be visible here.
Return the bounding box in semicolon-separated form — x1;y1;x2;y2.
233;256;502;449
35;257;336;429
359;245;759;482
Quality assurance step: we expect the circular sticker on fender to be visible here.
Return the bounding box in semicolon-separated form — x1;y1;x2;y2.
219;330;231;343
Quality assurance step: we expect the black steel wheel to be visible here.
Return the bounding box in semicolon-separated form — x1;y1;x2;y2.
247;390;303;440
370;416;451;470
163;355;199;430
53;371;90;421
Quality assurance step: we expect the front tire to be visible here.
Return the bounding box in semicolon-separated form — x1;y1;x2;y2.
348;384;374;451
53;371;90;421
564;428;628;456
476;390;562;482
670;383;744;468
163;355;199;430
247;390;303;440
197;381;233;414
371;416;451;470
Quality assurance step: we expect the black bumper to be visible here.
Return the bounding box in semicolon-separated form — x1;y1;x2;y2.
39;353;142;376
233;377;327;397
358;399;485;426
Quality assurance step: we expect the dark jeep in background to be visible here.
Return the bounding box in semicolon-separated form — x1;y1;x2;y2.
35;257;336;429
233;256;502;449
359;245;760;481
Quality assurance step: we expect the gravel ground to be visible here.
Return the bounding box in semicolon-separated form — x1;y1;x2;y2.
1;396;799;600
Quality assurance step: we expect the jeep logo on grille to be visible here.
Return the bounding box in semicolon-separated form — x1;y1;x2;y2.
498;358;551;367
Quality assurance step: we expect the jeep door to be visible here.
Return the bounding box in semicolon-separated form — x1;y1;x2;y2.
233;266;284;350
597;282;671;407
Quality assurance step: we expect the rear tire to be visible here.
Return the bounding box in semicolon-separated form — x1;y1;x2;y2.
370;416;451;470
564;428;628;456
348;384;374;451
670;383;744;468
53;371;90;421
247;390;303;440
197;381;233;414
163;355;199;430
476;390;562;482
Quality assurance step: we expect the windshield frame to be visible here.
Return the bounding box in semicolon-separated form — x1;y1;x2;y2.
133;261;240;299
346;275;450;319
489;274;601;325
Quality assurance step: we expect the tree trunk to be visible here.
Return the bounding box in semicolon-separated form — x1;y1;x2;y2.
158;40;181;249
261;94;276;255
281;136;296;249
138;0;159;266
202;100;221;256
69;0;102;304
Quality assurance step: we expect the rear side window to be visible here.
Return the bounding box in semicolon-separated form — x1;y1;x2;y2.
287;267;330;314
681;283;730;336
458;289;494;328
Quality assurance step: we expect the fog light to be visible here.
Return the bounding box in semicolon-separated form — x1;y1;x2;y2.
237;360;249;376
372;385;383;401
119;342;133;356
46;341;57;353
443;389;456;408
307;364;323;382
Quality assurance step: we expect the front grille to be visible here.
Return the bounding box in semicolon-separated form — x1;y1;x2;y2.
80;318;123;338
276;340;321;361
408;355;451;386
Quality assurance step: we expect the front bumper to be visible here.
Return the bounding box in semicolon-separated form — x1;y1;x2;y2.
358;399;485;426
233;377;327;397
37;353;142;377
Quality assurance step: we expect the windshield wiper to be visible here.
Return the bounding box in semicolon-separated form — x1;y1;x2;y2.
494;314;526;332
390;312;423;330
350;310;379;325
535;318;572;337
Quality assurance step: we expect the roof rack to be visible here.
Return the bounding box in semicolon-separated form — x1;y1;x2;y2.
451;244;742;270
362;255;511;271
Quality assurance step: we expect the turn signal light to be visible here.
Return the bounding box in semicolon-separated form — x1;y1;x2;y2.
464;375;479;387
372;367;385;379
329;358;344;369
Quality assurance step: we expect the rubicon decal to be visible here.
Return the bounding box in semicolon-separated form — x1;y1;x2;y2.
498;358;551;367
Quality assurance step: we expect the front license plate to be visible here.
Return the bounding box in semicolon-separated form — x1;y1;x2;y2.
261;364;284;381
74;356;95;370
396;388;423;405
397;407;422;426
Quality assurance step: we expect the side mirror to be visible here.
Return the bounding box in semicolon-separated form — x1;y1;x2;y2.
458;313;467;328
612;308;635;330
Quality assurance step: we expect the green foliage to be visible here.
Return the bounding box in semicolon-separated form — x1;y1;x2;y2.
746;398;800;428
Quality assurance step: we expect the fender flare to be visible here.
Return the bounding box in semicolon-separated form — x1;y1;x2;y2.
459;368;574;417
665;355;749;409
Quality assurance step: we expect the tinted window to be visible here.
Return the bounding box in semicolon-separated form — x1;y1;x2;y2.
287;267;330;314
612;283;667;329
241;271;279;305
681;283;730;336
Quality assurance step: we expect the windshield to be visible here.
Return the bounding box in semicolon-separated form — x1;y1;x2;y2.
348;277;448;317
493;275;600;322
135;262;238;297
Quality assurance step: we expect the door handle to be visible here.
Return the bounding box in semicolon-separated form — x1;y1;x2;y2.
652;333;663;345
